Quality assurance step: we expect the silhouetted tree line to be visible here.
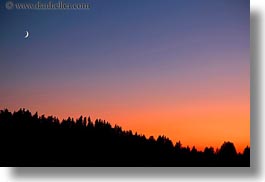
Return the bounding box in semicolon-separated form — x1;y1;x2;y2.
0;109;250;167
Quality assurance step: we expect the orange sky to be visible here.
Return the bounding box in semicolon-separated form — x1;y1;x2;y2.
2;65;250;153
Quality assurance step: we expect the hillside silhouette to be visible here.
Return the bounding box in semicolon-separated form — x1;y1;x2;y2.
0;108;250;167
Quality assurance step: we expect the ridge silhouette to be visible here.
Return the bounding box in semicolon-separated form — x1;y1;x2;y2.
0;108;250;167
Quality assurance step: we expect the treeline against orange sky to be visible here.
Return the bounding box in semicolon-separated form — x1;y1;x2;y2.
0;108;250;166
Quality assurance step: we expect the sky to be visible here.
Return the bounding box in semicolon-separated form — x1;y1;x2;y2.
0;0;249;152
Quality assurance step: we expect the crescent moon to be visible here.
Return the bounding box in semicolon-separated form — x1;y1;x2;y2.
24;31;29;39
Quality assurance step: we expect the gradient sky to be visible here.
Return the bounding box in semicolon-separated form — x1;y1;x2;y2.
0;0;249;152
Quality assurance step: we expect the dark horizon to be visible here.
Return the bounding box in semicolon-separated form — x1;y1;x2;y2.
0;108;250;154
0;108;250;167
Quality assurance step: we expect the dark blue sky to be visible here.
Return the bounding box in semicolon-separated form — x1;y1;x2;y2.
0;0;249;83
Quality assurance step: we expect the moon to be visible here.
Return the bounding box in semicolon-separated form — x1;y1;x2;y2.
24;31;29;39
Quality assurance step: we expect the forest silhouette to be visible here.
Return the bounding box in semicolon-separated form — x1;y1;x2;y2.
0;108;250;167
